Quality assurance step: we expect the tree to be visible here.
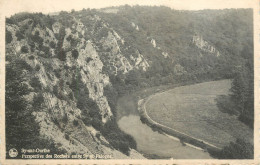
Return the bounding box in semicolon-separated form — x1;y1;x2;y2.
125;70;141;87
6;30;12;44
5;57;42;157
210;139;253;159
230;60;253;128
31;30;43;45
101;119;137;155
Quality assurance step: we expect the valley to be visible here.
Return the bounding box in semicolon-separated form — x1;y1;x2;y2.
5;6;254;159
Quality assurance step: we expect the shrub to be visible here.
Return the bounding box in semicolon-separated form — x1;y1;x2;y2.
54;69;61;78
62;114;68;124
31;31;43;45
65;134;69;140
73;120;79;126
84;119;92;126
96;133;101;139
72;66;76;70
16;59;33;71
53;85;59;97
21;46;29;53
28;41;35;52
35;64;40;71
52;117;60;127
29;77;42;91
78;32;83;38
72;49;79;59
91;118;103;130
40;45;50;56
69;37;79;47
58;49;67;61
6;30;12;44
66;35;72;41
64;65;69;70
49;41;56;48
94;85;98;93
15;30;24;41
32;93;44;109
86;57;93;63
46;73;52;80
28;55;35;60
29;41;35;48
53;83;66;100
35;30;40;36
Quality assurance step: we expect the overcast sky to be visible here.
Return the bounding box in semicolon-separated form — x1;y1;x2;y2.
0;0;256;17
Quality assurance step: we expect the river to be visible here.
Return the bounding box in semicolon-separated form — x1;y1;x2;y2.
118;115;212;158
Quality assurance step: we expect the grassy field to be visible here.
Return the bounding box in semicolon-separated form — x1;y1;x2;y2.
145;79;253;148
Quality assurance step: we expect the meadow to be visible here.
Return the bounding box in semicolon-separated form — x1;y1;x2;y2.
145;79;253;148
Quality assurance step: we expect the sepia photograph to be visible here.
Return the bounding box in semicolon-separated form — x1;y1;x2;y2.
0;0;258;163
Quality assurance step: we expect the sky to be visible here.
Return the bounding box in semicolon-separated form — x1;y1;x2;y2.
0;0;256;17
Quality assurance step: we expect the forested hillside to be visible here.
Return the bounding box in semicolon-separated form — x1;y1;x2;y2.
100;6;254;129
5;6;253;159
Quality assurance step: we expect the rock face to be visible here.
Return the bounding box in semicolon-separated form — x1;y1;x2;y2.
131;22;139;31
76;41;113;123
151;39;156;48
5;13;146;158
162;52;169;58
99;31;149;74
192;35;220;56
52;22;62;34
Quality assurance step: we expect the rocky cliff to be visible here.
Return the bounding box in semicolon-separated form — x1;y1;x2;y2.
5;13;146;158
192;34;220;57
